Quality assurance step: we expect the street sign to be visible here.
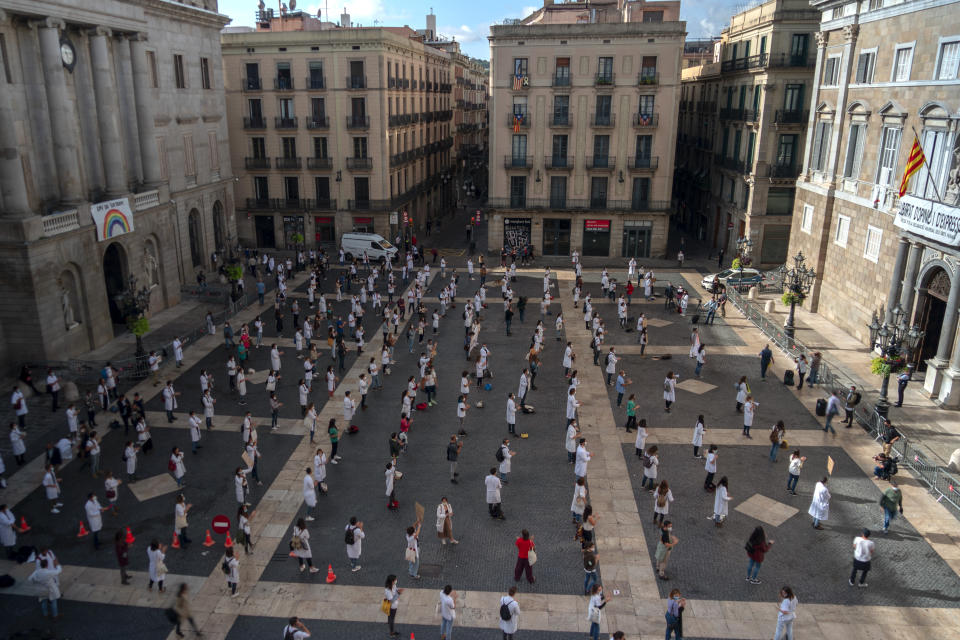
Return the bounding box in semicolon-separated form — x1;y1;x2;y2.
402;211;409;225
211;514;230;534
727;222;734;230
390;211;398;225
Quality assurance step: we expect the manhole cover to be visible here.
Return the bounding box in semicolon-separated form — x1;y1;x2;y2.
419;563;442;577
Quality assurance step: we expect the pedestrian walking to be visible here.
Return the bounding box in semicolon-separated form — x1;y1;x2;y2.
735;376;748;412
769;420;785;462
439;585;457;640
147;539;167;592
712;476;731;527
291;518;318;573
692;416;705;458
223;547;239;597
654;520;677;580
641;445;659;490
172;583;202;637
824;391;841;434
786;450;805;495
586;584;612;640
808;477;831;529
849;529;875;587
773;586;798;640
795;355;808;389
384;574;403;638
663;372;677;412
745;526;774;584
880;481;903;533
665;589;685;640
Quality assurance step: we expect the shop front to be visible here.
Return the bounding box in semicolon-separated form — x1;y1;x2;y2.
314;216;335;246
621;220;652;258
503;217;532;251
542;218;571;256
352;216;374;233
583;219;611;257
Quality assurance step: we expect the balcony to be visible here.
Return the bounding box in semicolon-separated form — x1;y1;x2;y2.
275;157;302;170
549;112;572;128
244;157;271;170
721;53;768;73
507;112;531;128
487;197;670;212
401;78;409;89
717;155;747;173
774;109;808;125
764;162;800;179
545;156;573;171
503;155;533;169
508;75;530;89
242;76;261;91
628;156;659;171
245;198;273;210
346;75;367;89
243;116;267;129
719;108;755;122
346;157;373;170
637;71;659;86
587;156;615;170
346;115;370;130
552;74;571;88
590;112;616;128
388;77;397;89
305;75;326;90
276;198;307;210
390;151;410;167
274;117;298;129
423;111;434;123
306;116;330;129
632;113;659;129
437;110;452;121
440;83;451;92
348;199;392;211
274;76;294;91
308;198;336;210
768;53;814;69
307;157;333;170
42;209;80;236
594;73;615;87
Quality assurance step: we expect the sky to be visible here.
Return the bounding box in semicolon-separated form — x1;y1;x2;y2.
217;0;749;59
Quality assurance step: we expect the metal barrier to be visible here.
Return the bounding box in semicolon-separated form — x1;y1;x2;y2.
727;284;960;519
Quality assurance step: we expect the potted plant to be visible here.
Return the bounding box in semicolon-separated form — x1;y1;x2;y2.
870;355;907;377
782;291;805;306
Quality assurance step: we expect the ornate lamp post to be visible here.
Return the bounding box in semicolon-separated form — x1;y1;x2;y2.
778;251;816;340
867;306;924;419
118;274;152;376
734;236;753;292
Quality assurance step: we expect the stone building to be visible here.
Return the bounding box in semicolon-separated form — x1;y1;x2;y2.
787;0;960;406
0;0;235;363
221;8;458;248
674;0;819;266
487;0;684;259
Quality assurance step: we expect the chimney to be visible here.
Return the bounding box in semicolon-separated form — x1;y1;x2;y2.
543;0;554;7
341;7;350;27
426;10;437;40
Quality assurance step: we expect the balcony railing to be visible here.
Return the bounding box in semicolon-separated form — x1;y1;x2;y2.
242;76;261;91
310;198;336;210
545;155;573;170
507;112;531;128
274;117;298;129
720;108;755;122
721;53;769;73
774;109;808;124
487;197;670;212
437;110;452;121
346;75;367;89
244;157;271;170
305;75;326;90
274;76;294;90
346;157;373;170
348;199;393;211
504;155;533;169
632;113;659;128
388;77;397;89
550;112;572;127
764;162;800;179
246;198;274;209
275;157;302;170
552;74;571;87
590;112;616;128
628;156;659;170
768;53;814;68
587;156;615;170
346;115;370;129
243;117;267;129
42;209;80;236
244;198;312;210
390;151;410;167
594;73;615;87
307;157;333;170
718;155;748;172
637;71;659;86
306;116;330;129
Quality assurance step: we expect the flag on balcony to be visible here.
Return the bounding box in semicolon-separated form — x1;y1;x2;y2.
513;113;523;133
898;134;926;197
513;74;524;90
639;114;650;126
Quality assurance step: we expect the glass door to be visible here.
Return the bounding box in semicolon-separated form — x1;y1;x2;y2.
542;218;571;255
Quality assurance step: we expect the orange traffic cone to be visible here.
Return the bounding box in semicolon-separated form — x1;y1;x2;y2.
171;532;181;549
325;563;336;583
19;516;30;532
224;532;233;548
76;521;89;537
124;527;135;544
410;633;415;640
202;529;216;547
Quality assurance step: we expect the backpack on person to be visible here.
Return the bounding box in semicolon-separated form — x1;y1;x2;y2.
770;429;780;444
663;380;671;392
499;600;513;621
344;527;355;545
495;446;505;463
643;454;653;469
220;558;230;575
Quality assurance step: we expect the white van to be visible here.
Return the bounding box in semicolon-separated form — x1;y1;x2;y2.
340;232;398;263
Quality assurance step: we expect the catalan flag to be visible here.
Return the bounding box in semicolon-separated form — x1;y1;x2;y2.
513;74;524;90
513;113;523;133
898;135;926;197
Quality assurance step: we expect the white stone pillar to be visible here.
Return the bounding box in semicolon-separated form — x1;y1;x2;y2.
936;316;960;407
825;25;858;179
928;265;960;399
37;18;84;204
0;10;31;217
128;33;162;187
898;241;922;320
89;27;127;197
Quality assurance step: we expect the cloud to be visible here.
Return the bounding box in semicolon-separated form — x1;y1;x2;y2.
682;0;742;38
438;23;484;43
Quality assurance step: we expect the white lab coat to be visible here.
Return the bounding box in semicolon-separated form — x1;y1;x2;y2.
692;422;704;447
271;348;282;371
575;445;591;477
345;525;365;559
663;378;676;403
0;508;17;546
498;446;512;474
713;485;730;518
292;526;312;559
385;466;395;496
563;347;573;368
499;596;520;634
506;398;516;423
124;445;137;475
565;424;578;454
162;386;177;411
147;547;165;582
303;473;317;507
85;498;103;532
485;474;502;503
808;481;831;521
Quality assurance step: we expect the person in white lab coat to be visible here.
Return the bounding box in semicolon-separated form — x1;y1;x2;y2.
808;477;831;529
345;517;365;571
84;493;107;549
303;467;318;521
498;439;515;483
575;438;592;480
499;587;521;638
485;468;504;519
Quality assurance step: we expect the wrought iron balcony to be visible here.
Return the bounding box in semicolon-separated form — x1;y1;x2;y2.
274;76;294;90
346;157;373;170
587;156;615;170
305;76;326;90
545;156;573;170
244;157;270;170
346;75;367;89
590;112;616;128
243;117;267;129
628;156;659;171
504;155;533;169
274;117;298;129
306;117;330;129
307;157;332;170
275;157;302;170
346;115;370;130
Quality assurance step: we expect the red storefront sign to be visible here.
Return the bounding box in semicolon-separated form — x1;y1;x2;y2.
315;216;334;224
584;219;610;231
353;217;373;224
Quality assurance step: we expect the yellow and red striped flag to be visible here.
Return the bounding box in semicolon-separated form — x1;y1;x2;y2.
898;135;926;197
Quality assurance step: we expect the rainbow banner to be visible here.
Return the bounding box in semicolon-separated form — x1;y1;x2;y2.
91;198;134;242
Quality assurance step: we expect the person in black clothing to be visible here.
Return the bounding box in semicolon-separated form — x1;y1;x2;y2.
117;394;132;434
504;305;514;336
19;366;39;394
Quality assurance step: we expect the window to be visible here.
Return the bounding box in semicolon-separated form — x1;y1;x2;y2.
248;98;263;121
597;57;613;82
282;137;297;159
635;135;652;161
251;137;266;159
823;55;840;86
640;56;657;82
855;50;876;83
279;98;294;119
638;95;655;116
877;126;902;186
746;131;756;167
800;204;814;234
353;177;368;204
721;128;730;158
510;176;526;208
253;176;269;201
313;137;327;158
843;123;866;179
759;36;767;56
200;57;211;89
593;135;610;166
643;10;663;23
631;177;650;210
810;121;832;171
309;61;324;88
553;95;569;123
173;54;185;89
157;137;168;180
913;128;954;198
549;176;567;208
767;188;795;215
595;95;612;124
511;135;527;162
315;177;330;202
512;58;528;77
864;225;882;262
276;62;292;89
245;62;260;90
892;44;913;82
349;60;365;87
733;129;742;162
555;57;570;85
353;137;367;159
209;131;219;169
935;38;960;80
311;97;326;123
147;50;159;88
834;214;850;247
791;34;809;63
590;177;608;208
551;135;568;163
183;134;195;177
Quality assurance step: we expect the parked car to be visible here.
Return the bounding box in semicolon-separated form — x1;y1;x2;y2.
340;232;398;263
701;267;763;291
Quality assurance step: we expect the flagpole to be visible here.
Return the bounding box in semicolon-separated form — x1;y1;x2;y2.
910;126;944;203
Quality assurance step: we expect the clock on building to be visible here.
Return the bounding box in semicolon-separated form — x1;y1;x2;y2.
60;37;76;72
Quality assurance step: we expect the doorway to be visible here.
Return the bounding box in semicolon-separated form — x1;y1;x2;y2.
213;201;226;251
622;221;651;258
102;242;128;331
913;268;951;370
255;215;276;248
542;218;571;256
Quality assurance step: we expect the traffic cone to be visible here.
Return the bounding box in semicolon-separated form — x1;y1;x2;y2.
202;529;216;547
224;532;233;548
171;532;181;549
325;563;336;583
76;521;89;537
410;633;415;640
18;516;30;532
124;526;135;544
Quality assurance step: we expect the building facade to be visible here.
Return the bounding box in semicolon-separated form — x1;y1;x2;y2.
787;0;960;405
487;0;684;259
0;0;234;363
675;0;819;266
221;9;459;248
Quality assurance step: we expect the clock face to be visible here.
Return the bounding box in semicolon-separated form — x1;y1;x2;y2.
60;41;75;67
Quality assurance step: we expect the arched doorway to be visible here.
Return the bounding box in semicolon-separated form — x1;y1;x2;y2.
913;267;951;370
103;242;128;331
212;200;226;252
188;208;204;269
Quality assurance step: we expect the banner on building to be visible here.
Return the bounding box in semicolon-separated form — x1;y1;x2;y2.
91;198;135;242
503;217;531;250
894;195;960;246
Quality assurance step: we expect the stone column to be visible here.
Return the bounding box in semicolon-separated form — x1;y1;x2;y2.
89;27;127;197
884;237;910;326
801;32;827;175
37;18;84;204
898;241;922;321
936;300;960;407
128;33;162;187
934;268;960;362
825;25;859;179
0;11;31;217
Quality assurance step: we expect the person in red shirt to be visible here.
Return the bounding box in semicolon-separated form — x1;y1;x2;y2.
625;281;634;305
514;529;536;583
745;526;774;584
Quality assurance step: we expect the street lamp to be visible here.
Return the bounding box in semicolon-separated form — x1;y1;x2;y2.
118;274;152;376
734;236;753;292
867;306;924;419
778;251;816;340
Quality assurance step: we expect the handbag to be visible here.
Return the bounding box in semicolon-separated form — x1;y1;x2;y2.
289;535;302;551
528;549;537;565
156;561;168;576
266;379;276;392
381;599;392;615
404;547;417;563
588;605;601;623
